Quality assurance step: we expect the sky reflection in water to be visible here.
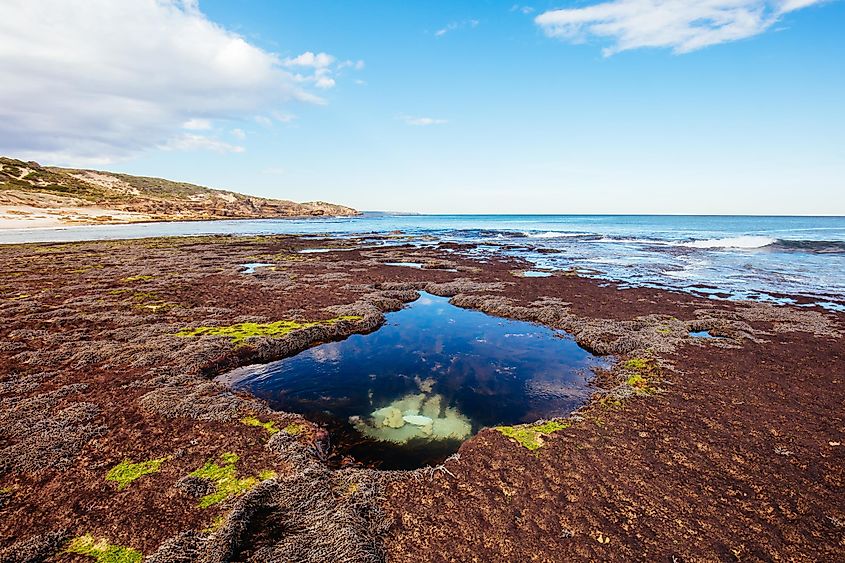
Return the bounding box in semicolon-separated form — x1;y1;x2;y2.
224;293;606;468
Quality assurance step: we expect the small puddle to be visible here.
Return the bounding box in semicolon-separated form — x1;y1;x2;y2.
220;293;606;469
523;270;553;278
384;261;424;269
689;330;720;339
240;263;273;274
299;248;356;254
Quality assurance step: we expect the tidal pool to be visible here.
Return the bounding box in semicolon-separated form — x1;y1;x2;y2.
240;262;273;274
690;330;721;339
221;293;606;469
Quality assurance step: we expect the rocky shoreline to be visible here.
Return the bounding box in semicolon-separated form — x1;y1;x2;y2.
0;234;842;561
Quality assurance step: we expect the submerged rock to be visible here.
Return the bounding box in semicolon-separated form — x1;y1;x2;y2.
402;415;434;426
431;408;472;440
421;395;442;419
391;393;425;416
351;393;473;444
371;406;405;429
414;376;436;393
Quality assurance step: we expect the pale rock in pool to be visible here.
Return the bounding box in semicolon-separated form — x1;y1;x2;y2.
421;395;442;419
403;414;434;426
392;393;425;416
372;406;405;429
352;392;473;444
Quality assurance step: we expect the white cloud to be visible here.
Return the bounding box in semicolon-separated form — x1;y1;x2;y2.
160;134;244;154
435;19;480;37
401;116;449;126
0;0;345;164
338;59;366;70
271;111;298;123
254;115;274;127
231;128;246;140
281;50;359;91
183;118;212;130
511;5;536;14
283;51;336;69
535;0;827;55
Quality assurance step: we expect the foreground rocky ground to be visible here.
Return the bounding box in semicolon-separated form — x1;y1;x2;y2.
0;234;842;562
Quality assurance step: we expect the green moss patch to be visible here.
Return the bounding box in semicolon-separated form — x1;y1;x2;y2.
621;356;661;394
283;423;304;436
106;457;167;490
494;419;571;451
188;452;274;508
121;274;154;282
241;416;279;435
176;315;362;344
66;534;142;563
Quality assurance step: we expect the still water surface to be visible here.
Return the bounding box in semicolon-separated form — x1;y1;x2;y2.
221;293;606;469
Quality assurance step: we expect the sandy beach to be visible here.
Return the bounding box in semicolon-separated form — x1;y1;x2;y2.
0;205;155;230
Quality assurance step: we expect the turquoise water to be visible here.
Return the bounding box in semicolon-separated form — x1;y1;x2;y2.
221;293;606;469
3;214;844;309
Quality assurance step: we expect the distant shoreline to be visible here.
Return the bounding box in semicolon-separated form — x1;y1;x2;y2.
0;204;361;231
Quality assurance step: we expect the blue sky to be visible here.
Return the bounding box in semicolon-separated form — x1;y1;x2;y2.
2;1;843;214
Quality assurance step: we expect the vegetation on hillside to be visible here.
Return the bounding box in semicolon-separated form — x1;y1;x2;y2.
0;156;357;221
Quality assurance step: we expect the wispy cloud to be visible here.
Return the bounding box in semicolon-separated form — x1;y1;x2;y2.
159;134;244;154
0;0;353;163
510;5;535;14
400;115;448;126
182;118;212;130
435;19;480;37
282;52;365;90
535;0;827;55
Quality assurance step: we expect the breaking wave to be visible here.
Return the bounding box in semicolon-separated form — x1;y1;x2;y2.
770;239;845;254
676;236;845;254
680;236;777;249
525;231;588;239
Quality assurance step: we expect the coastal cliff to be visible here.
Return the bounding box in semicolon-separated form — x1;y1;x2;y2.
0;156;357;227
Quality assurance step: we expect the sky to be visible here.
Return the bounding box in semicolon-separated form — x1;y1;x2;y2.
1;0;843;215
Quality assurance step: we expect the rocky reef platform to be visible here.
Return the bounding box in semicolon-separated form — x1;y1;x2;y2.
0;234;842;561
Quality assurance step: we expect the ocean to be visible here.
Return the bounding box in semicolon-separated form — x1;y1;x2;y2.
3;214;844;311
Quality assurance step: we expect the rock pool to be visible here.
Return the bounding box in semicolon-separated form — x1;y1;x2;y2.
220;292;607;469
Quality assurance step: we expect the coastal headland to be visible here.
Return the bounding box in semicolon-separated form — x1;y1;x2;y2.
0;156;358;229
0;234;842;562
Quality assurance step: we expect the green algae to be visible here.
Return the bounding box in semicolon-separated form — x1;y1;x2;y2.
241;416;279;435
65;534;142;563
622;357;653;372
494;419;571;451
621;356;660;394
121;275;154;282
188;452;268;508
107;288;132;295
106;457;168;490
202;513;228;535
176;315;362;344
283;423;304;436
129;290;176;313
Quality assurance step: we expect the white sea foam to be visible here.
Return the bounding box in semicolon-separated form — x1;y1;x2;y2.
680;236;777;249
525;231;584;238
